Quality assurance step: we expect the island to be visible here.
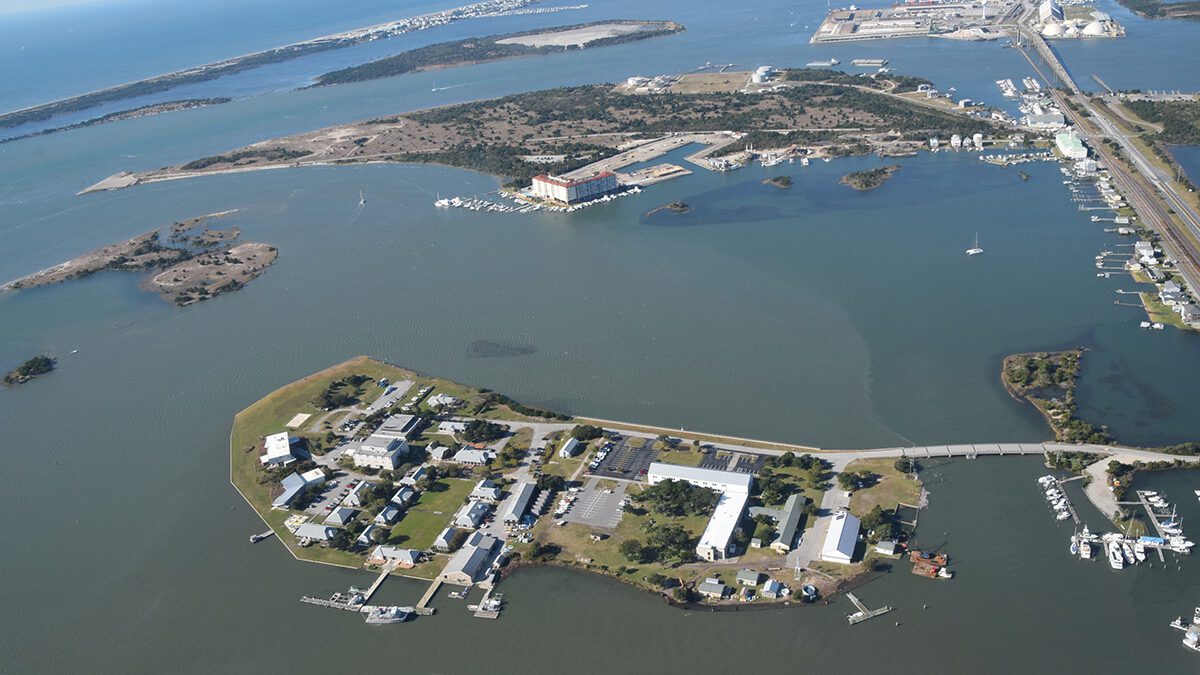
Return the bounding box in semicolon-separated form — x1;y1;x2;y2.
313;21;684;87
83;70;995;193
1116;0;1200;20
646;201;691;216
1;99;229;145
3;355;55;385
763;175;793;189
0;0;548;131
840;165;901;191
1002;349;1112;444
1;212;277;307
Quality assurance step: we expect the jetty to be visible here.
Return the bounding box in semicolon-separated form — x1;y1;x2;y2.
845;592;892;625
249;529;275;543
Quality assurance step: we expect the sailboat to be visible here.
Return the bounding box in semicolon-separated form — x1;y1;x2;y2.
359;190;366;206
966;233;983;256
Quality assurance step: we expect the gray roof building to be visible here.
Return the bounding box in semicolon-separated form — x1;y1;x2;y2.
770;493;807;553
439;533;499;585
501;482;538;525
455;501;492;529
324;506;358;526
736;569;762;586
375;504;401;525
433;526;459;553
272;471;312;509
697;578;729;599
294;523;337;542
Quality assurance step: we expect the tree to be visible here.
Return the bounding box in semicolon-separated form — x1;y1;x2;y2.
634;479;719;517
462;419;505;443
536;473;566;493
860;505;894;542
570;424;603;442
894;456;917;473
620;539;645;561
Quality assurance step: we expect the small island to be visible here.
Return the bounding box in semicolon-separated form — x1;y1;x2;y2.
763;175;793;189
840;165;902;191
1002;349;1112;444
1;211;277;307
645;201;692;216
3;355;55;385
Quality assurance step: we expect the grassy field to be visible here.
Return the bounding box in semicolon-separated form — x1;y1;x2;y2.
655;447;704;467
846;457;922;517
387;478;473;548
1139;292;1188;329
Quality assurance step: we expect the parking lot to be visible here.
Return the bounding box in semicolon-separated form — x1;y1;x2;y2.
561;480;626;529
591;437;658;480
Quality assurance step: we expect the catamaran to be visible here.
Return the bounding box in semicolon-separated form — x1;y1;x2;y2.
966;233;983;255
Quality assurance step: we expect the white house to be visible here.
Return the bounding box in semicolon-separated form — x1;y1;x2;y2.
433;526;460;553
260;432;305;466
400;466;427;487
390;486;417;506
454;501;492;529
323;506;357;526
374;504;401;526
558;437;580;458
820;510;861;564
470;479;503;502
453;447;494;466
294;523;337;543
368;545;423;568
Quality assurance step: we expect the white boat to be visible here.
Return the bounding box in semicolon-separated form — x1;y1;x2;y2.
966;233;983;256
1079;540;1092;559
358;190;366;206
1070;538;1079;556
363;606;412;624
1108;541;1125;570
1134;542;1147;562
1122;541;1137;564
1194;489;1200;498
1056;511;1071;521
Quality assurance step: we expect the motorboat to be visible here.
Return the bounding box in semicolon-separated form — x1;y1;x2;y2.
1079;540;1092;559
1134;542;1147;562
1108;541;1125;570
1070;539;1079;556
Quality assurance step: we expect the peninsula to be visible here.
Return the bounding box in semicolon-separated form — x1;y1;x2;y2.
313;21;684;87
1;212;277;307
840;165;901;190
0;98;229;145
233;357;1195;620
83;69;996;193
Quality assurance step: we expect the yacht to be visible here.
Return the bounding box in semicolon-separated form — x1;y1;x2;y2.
1134;542;1147;563
1069;538;1079;556
966;233;983;256
1108;541;1125;569
1079;539;1092;559
363;606;413;624
1122;541;1137;564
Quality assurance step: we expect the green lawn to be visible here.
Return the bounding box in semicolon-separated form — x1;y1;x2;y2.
655;448;705;467
386;478;473;549
846;457;922;517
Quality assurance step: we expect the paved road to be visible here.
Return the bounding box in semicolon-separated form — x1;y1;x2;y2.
789;486;851;571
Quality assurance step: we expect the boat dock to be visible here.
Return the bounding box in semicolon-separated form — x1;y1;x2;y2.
300;592;364;611
1057;476;1082;525
472;588;501;619
845;592;892;625
249;529;275;543
1135;491;1183;541
414;579;442;616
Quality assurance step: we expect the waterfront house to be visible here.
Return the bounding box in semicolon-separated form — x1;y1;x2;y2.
433;526;460;553
470;479;503;502
260;432;307;466
439;532;499;585
736;570;762;587
323;506;358;526
454;500;492;529
375;504;401;526
1177;304;1200;327
876;539;901;555
558;437;580;458
697;578;729;600
294;523;337;543
761;579;784;599
820;511;861;564
368;545;423;568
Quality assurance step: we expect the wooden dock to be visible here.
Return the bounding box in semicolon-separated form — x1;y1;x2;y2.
416;579;443;611
361;564;394;603
845;592;892;625
1054;477;1081;525
249;529;275;543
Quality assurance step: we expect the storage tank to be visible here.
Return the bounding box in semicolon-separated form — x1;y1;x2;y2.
1041;22;1065;37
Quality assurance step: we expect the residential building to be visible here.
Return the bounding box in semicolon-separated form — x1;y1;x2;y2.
470;479;503;502
501;482;537;526
455;500;492;529
761;579;784;599
558;437;580;458
294;523;337;543
770;493;807;553
260;432;306;466
440;532;499;585
391;486;417;506
736;569;762;587
696;577;729;600
1135;240;1157;264
453;447;494;466
433;526;460;553
821;510;861;564
375;504;401;526
876;539;900;555
368;545;423;568
427;393;462;410
428;443;455;461
648;463;753;561
323;506;358;526
344;481;372;507
530;172;619;204
356;524;378;548
1177;304;1200;326
400;466;427;487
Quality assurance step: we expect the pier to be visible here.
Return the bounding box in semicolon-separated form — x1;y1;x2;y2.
845;592;893;625
415;579;443;615
361;564;394;603
249;529;274;543
1091;74;1115;96
1134;491;1182;540
1054;476;1082;525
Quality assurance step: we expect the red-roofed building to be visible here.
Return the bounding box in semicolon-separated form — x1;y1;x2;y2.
531;172;619;204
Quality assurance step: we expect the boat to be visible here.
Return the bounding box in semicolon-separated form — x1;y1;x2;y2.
1108;541;1125;570
851;58;888;67
806;58;839;67
1184;630;1200;653
362;606;413;624
937;567;953;579
1134;542;1147;562
966;233;983;256
1079;539;1092;559
909;550;948;566
1171;616;1188;631
1122;541;1137;564
1194;489;1200;498
358;190;366;206
1070;538;1079;556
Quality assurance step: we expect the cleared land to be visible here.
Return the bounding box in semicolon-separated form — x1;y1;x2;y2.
87;70;996;191
497;22;649;47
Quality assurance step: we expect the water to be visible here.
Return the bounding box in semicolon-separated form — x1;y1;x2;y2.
2;0;1200;671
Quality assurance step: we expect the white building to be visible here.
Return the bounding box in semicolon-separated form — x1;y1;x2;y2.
501;482;538;526
647;463;753;561
453;447;494;466
1024;112;1066;129
454;500;492;529
260;432;305;466
348;436;410;470
470;479;503;502
820;510;861;564
558;437;580;458
440;532;499;585
1038;0;1064;23
950;134;962;149
530;172;619;204
1135;240;1157;264
1055;130;1088;160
